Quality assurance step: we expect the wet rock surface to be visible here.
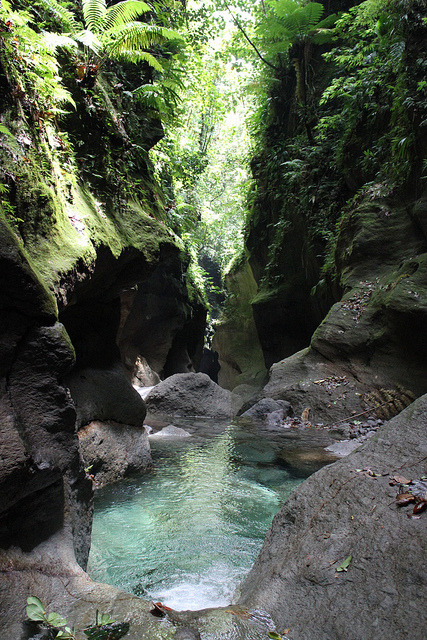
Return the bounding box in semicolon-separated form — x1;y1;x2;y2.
67;365;147;429
145;373;244;419
240;398;293;426
78;420;152;488
237;394;427;640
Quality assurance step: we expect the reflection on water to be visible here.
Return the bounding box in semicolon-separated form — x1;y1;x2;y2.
87;421;313;610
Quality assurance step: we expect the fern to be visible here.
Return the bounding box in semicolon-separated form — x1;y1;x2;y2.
73;29;102;52
77;0;181;75
34;0;79;31
257;1;327;61
112;49;164;71
103;0;151;31
38;31;78;55
82;0;106;33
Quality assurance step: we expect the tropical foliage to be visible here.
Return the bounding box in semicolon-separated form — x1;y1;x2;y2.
75;0;181;72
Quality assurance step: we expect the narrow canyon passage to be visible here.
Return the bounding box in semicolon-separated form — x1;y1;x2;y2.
1;1;426;639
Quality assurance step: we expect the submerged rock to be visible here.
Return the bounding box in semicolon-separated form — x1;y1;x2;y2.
149;425;191;439
174;628;201;639
277;446;337;477
78;420;151;487
237;394;427;640
145;373;243;419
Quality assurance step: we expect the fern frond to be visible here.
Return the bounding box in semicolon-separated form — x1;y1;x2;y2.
39;32;78;55
82;0;106;34
34;0;79;31
104;0;151;31
270;0;299;19
104;22;177;52
281;4;324;38
109;47;164;71
49;85;77;107
74;29;102;53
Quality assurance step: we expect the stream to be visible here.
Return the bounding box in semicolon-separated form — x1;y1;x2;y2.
87;419;325;611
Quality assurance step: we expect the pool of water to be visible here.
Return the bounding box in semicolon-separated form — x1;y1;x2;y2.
87;420;320;610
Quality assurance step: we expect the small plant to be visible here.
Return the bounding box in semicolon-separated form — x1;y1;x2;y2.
26;597;130;640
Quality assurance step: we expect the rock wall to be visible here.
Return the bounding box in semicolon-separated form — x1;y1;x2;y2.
215;1;427;418
261;192;427;423
0;53;206;616
237;394;427;640
212;257;267;390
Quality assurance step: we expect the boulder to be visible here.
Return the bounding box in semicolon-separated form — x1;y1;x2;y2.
66;365;146;429
262;347;367;424
78;421;152;487
237;395;427;640
149;425;191;440
240;398;293;425
145;373;244;419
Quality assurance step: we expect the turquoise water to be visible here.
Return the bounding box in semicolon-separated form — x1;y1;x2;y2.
87;421;307;610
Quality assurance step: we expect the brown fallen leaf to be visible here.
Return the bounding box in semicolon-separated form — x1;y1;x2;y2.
389;474;412;486
413;500;427;514
301;407;310;422
150;602;173;617
396;493;416;506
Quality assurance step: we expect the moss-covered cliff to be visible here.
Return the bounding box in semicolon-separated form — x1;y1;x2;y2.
0;4;207;631
216;0;427;413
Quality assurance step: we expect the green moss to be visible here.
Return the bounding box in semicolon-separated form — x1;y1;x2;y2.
0;215;58;318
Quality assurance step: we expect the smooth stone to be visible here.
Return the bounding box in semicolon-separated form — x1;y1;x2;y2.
149;425;191;439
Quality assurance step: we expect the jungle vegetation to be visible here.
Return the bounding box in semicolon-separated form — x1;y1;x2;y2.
0;0;425;306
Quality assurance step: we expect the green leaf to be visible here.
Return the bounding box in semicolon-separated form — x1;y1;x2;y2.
268;633;283;639
26;596;46;622
47;612;68;627
0;124;15;140
97;613;115;625
26;604;46;622
336;555;352;572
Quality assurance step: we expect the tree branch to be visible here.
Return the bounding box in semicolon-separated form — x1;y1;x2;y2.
222;0;279;71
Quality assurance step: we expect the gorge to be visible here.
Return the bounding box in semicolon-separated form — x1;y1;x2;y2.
1;1;426;639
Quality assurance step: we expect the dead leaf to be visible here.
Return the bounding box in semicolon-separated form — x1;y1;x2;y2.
395;493;416;506
301;407;310;422
355;468;384;477
150;603;165;617
76;64;86;79
389;474;412;486
413;500;427;514
150;602;173;617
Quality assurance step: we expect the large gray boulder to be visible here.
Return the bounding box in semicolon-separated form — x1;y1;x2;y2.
145;373;243;418
237;394;427;640
78;420;151;487
66;365;147;429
